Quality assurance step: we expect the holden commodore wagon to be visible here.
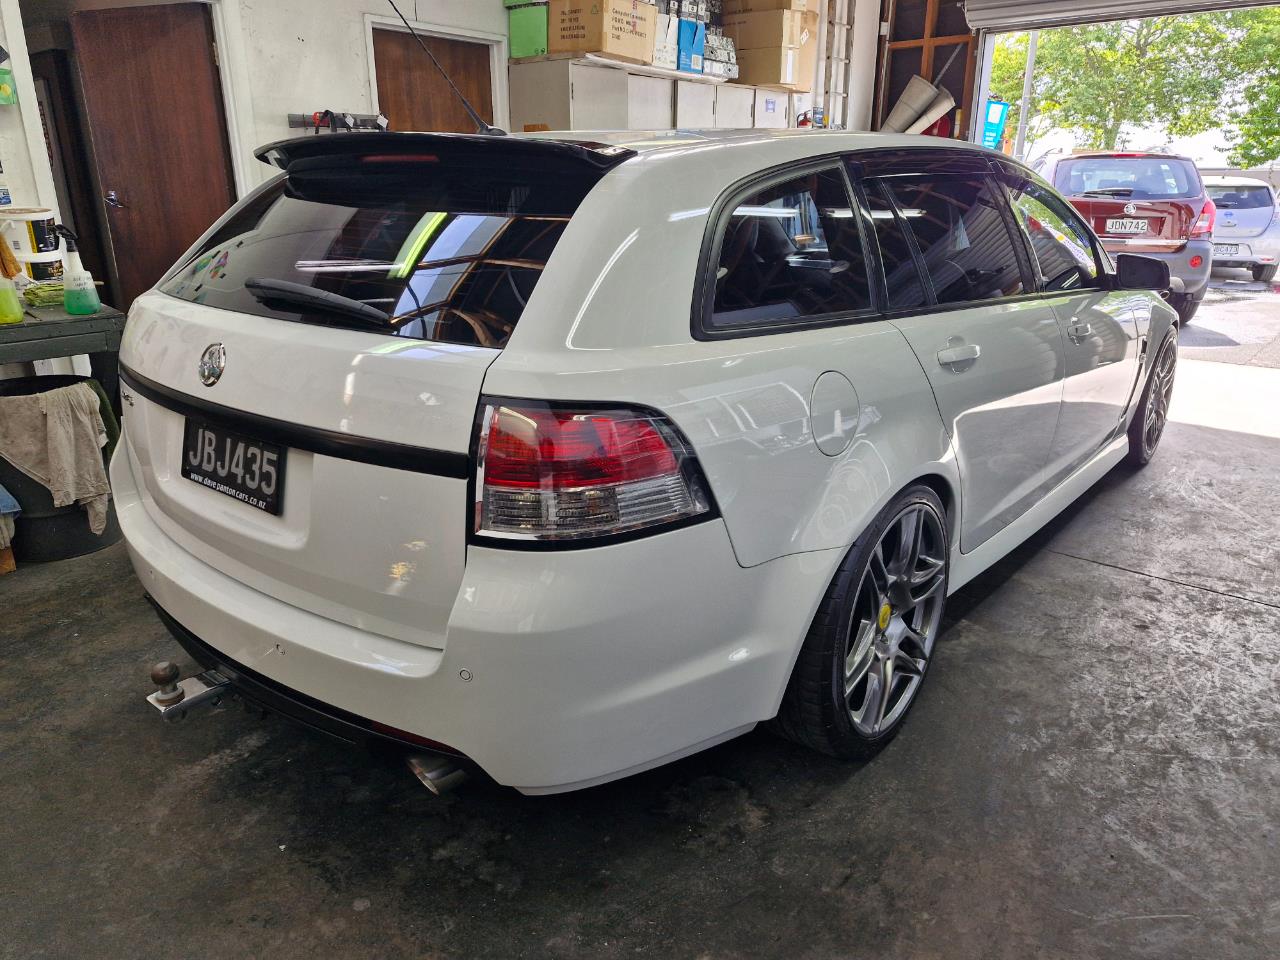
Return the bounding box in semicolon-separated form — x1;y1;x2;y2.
114;130;1177;795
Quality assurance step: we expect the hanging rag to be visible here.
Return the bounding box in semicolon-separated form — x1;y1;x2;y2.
0;382;111;534
0;480;18;550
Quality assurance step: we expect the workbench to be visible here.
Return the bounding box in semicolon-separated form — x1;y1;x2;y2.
0;303;126;402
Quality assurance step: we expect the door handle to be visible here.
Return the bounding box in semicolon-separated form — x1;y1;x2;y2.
103;190;127;209
937;343;981;367
1067;319;1093;341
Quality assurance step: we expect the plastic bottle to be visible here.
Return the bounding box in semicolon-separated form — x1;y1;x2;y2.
0;276;22;324
56;225;100;315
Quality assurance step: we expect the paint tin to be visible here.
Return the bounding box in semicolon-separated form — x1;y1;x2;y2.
3;208;59;256
17;250;64;283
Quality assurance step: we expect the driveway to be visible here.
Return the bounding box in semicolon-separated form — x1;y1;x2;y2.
1185;267;1280;367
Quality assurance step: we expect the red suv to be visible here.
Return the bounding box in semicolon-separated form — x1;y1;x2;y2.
1036;151;1214;323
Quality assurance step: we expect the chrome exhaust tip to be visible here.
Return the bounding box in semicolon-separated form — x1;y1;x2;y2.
406;754;468;795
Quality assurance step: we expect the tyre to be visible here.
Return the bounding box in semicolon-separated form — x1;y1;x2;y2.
1126;334;1177;467
773;485;949;759
1252;264;1278;283
1172;294;1199;325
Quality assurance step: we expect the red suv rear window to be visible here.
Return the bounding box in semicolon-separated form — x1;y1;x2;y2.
1053;156;1202;201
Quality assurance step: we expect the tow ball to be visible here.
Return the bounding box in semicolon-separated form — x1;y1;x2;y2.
146;661;233;720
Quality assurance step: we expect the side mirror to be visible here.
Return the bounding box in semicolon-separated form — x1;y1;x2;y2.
1113;253;1171;291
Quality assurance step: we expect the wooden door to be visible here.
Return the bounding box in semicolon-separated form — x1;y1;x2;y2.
373;29;493;133
70;3;236;310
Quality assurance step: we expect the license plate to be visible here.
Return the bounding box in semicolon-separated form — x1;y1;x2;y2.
1104;218;1149;234
181;420;285;515
1214;243;1239;256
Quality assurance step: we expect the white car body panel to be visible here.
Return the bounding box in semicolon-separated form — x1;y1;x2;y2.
113;128;1176;793
1204;175;1280;268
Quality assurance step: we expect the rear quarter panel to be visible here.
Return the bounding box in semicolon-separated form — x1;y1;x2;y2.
484;150;957;568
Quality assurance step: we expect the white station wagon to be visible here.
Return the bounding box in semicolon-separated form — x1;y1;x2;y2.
115;130;1178;795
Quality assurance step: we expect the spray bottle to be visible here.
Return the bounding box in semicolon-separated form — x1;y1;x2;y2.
55;225;101;315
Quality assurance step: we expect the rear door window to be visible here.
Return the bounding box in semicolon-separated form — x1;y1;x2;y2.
877;174;1028;306
160;161;601;347
707;166;873;332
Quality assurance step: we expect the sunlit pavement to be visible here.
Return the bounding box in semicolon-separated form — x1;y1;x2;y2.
1182;268;1280;368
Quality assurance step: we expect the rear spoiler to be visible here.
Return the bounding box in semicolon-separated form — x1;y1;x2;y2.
254;132;637;173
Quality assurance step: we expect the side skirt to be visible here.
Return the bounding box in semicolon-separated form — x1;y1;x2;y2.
947;435;1129;594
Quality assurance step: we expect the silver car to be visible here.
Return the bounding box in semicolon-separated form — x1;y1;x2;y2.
1205;175;1280;282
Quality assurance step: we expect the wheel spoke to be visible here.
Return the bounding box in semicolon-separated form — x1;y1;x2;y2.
852;663;885;734
845;618;876;695
874;656;895;731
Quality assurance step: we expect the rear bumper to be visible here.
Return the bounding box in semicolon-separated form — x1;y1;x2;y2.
1114;239;1213;297
1211;233;1280;269
112;430;834;794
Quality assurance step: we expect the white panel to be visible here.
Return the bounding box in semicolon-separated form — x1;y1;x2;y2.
753;88;789;128
963;0;1264;31
508;60;572;132
627;74;675;130
714;84;755;128
675;80;717;128
569;63;631;130
847;0;879;130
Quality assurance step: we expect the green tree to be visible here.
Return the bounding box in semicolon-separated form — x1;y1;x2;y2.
989;15;1245;154
1224;8;1280;166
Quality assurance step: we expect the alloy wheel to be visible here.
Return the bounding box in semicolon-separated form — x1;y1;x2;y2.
844;503;947;737
1143;339;1177;456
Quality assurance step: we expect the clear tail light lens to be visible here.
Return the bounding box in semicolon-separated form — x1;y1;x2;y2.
474;399;713;542
1190;198;1216;238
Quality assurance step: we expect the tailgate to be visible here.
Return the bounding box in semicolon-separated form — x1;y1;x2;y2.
1073;197;1196;252
120;292;497;649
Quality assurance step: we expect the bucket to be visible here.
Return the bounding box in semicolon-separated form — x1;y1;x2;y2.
0;374;122;562
16;249;64;283
2;207;59;256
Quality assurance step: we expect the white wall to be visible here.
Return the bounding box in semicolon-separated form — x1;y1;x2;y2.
229;0;508;186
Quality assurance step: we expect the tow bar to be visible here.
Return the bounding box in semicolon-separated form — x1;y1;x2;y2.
146;661;233;720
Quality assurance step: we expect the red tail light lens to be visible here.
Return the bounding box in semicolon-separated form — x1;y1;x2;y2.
475;399;713;541
1190;198;1216;238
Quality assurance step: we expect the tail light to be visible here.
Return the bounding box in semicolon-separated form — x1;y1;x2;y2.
1190;198;1216;238
473;399;713;542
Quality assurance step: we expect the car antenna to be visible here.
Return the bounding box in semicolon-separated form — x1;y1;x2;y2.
386;0;507;136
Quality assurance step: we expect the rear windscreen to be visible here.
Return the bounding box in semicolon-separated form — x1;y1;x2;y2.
1206;184;1275;209
159;159;600;347
1053;157;1201;200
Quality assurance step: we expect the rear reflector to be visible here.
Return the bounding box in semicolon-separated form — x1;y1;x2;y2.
474;399;712;542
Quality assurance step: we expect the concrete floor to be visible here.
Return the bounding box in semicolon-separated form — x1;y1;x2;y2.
4;300;1280;958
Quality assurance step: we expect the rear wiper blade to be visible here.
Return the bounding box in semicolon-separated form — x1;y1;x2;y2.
1080;188;1134;197
244;277;390;327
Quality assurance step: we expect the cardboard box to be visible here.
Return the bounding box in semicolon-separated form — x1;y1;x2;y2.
722;0;806;12
549;0;657;64
652;12;679;69
678;17;706;72
735;45;797;86
722;10;800;49
507;3;549;59
793;10;818;92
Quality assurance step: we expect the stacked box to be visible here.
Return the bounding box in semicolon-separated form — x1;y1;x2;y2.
677;17;707;72
549;0;657;64
653;12;680;68
723;5;814;90
704;28;738;78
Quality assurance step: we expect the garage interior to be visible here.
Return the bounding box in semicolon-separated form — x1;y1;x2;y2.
3;0;1280;957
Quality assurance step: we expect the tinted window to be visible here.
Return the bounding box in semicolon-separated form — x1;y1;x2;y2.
879;175;1027;305
1053;156;1202;200
1007;181;1100;291
710;168;872;330
160;162;599;347
1206;184;1275;209
866;185;928;309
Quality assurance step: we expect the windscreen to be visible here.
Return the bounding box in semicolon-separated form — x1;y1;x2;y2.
159;158;600;348
1206;184;1275;209
1053;156;1201;200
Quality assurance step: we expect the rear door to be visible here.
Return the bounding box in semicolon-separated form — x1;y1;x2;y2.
119;138;609;649
1000;164;1141;482
860;152;1066;552
1050;155;1204;253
